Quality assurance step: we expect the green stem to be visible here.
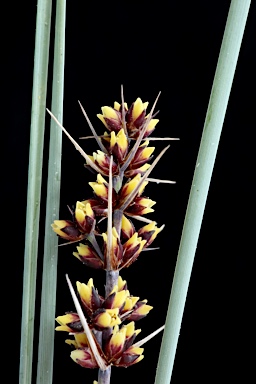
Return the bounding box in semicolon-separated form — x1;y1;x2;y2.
154;1;251;383
36;1;66;383
19;1;52;383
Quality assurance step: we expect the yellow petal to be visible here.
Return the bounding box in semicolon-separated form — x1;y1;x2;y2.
128;346;144;355
146;118;159;131
123;296;139;311
112;290;128;308
101;106;118;119
124;322;141;337
117;275;127;291
138;180;148;195
97;113;108;128
114;101;128;110
76;279;94;305
136;303;153;315
132;98;145;120
121;215;134;233
110;327;126;347
76;243;91;256
141;146;155;159
56;313;77;325
96;308;121;327
116;129;128;151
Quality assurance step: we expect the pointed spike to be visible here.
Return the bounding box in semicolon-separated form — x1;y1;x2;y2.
65;274;108;370
78;135;95;139
141;247;160;252
133;325;165;348
120;92;162;173
78;101;107;153
46;109;103;174
146;177;176;184
106;156;113;270
87;232;104;261
79;135;106;139
125;215;156;224
67;205;74;215
58;238;85;247
145;137;180;141
121;85;128;136
120;145;170;212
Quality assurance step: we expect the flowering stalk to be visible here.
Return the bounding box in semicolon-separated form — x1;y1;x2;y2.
50;90;177;383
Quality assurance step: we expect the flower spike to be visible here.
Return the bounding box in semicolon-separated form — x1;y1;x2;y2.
52;92;177;380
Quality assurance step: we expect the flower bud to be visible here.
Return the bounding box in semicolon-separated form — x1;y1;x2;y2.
70;348;99;369
86;150;118;176
121;215;135;241
117;345;144;367
105;326;126;360
126;98;148;128
89;174;109;201
51;220;83;241
126;299;153;321
75;201;95;234
65;333;88;349
129;140;155;169
138;221;164;246
109;129;129;162
119;174;148;202
125;196;156;216
121;232;146;268
124;163;151;178
73;243;104;269
76;279;103;313
102;227;123;269
104;287;129;310
97;106;122;133
55;313;82;333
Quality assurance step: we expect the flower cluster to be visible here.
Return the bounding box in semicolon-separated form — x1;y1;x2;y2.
52;96;171;381
56;276;152;368
52;98;164;271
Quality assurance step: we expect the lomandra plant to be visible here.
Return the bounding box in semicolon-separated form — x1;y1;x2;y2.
19;1;251;384
49;93;175;383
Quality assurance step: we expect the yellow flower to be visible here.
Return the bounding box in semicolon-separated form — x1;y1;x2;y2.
73;243;104;269
97;106;122;132
51;220;83;241
93;308;121;329
76;279;94;309
75;201;95;234
121;232;146;268
89;174;109;200
55;313;82;333
132;98;149;121
109;129;128;161
138;221;164;246
119;174;148;201
86;150;118;176
125;196;156;216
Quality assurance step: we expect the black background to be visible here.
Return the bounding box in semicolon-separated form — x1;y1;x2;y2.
5;1;255;383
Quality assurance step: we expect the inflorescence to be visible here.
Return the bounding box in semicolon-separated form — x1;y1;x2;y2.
51;93;175;382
